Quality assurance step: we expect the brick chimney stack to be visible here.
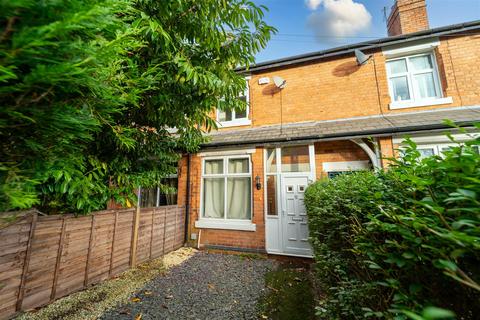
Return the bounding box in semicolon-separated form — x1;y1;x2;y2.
387;0;430;36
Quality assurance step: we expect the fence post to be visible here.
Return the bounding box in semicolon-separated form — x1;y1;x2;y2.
162;208;167;256
149;209;155;259
130;206;141;267
50;217;67;301
174;207;178;249
16;212;38;311
109;211;118;277
84;215;95;287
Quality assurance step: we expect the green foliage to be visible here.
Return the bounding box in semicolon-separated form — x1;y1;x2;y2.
0;0;275;213
305;131;480;319
305;172;387;319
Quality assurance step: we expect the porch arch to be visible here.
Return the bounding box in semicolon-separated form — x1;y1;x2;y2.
350;138;381;169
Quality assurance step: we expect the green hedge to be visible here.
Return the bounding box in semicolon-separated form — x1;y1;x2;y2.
305;130;480;319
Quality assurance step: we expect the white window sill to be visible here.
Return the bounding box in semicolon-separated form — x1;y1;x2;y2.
389;97;453;110
218;119;251;128
195;219;256;231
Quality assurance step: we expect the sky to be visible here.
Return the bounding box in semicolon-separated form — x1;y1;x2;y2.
253;0;480;63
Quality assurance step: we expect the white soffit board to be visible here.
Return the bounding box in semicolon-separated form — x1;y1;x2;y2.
382;37;440;58
322;160;371;172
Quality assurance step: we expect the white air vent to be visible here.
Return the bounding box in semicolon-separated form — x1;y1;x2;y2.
258;77;270;85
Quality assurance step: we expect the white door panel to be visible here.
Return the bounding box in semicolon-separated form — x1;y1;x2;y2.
281;176;313;257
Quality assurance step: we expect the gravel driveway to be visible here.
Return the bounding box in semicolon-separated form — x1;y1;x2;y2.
101;251;278;320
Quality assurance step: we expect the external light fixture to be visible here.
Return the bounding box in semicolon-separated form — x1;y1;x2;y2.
255;175;262;190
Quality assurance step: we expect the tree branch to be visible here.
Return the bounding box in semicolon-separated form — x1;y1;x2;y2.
1;16;18;42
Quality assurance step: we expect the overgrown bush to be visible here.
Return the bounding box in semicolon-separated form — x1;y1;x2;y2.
0;0;274;213
305;128;480;319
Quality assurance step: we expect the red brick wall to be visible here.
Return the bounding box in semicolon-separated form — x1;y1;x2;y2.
387;0;429;36
378;137;395;168
314;141;371;180
213;33;480;133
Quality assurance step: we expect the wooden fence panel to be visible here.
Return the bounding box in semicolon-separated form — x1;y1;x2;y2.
87;213;116;286
151;208;166;259
21;217;63;310
135;209;154;264
175;207;185;250
110;209;135;275
55;216;91;299
0;216;33;317
0;205;185;320
163;207;177;254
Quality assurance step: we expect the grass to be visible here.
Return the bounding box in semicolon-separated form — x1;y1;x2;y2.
258;262;316;320
237;252;267;260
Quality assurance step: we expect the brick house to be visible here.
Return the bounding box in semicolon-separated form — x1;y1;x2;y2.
146;0;480;257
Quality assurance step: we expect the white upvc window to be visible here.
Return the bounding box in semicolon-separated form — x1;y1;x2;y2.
216;78;251;127
404;143;479;160
386;52;452;109
196;155;254;231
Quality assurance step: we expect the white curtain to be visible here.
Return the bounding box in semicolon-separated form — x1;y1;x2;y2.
227;177;251;219
203;178;224;218
205;159;223;174
228;158;248;173
226;159;251;219
414;73;436;98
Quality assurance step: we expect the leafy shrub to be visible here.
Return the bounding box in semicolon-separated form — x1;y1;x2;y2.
305;172;386;319
0;0;275;213
305;129;480;319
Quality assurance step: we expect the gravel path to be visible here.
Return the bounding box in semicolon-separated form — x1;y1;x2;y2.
101;251;278;320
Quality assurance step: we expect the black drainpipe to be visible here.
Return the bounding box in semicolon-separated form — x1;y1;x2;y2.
184;154;191;243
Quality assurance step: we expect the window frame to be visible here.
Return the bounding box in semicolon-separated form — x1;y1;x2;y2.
263;145;316;218
138;175;178;208
216;77;251;127
386;52;451;110
401;142;479;160
200;155;253;223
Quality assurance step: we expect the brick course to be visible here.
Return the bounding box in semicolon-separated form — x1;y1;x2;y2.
387;0;429;36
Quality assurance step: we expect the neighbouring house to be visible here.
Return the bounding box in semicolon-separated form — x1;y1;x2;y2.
162;0;480;257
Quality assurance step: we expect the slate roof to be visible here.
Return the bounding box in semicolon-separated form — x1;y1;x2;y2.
237;20;480;73
202;106;480;148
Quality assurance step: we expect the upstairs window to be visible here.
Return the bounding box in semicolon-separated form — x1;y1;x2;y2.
217;78;250;127
386;53;451;109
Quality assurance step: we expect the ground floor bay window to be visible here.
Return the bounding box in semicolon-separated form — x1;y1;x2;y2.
195;155;255;231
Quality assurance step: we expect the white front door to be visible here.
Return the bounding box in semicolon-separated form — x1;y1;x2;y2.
280;175;313;257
